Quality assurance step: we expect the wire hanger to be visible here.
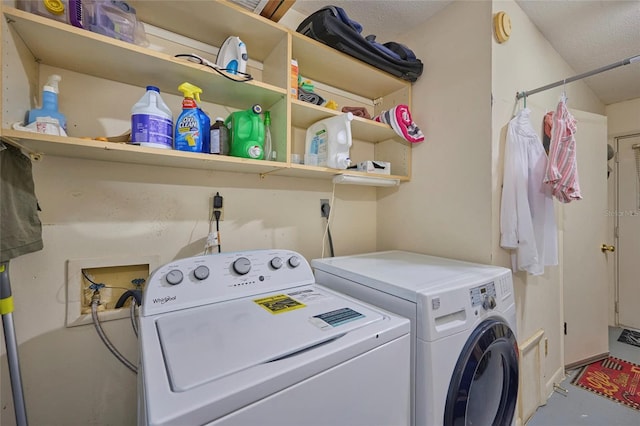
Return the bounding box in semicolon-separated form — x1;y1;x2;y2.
560;78;568;104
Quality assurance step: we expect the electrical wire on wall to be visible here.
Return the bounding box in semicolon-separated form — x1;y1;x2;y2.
204;192;224;254
633;144;640;209
321;182;337;258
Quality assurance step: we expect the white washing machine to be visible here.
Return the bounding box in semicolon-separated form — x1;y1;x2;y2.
312;251;519;426
138;249;411;426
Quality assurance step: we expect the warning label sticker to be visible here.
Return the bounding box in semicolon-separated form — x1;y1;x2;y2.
254;294;306;314
309;307;365;330
286;289;329;304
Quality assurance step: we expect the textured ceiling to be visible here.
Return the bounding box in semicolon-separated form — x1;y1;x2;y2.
290;0;640;105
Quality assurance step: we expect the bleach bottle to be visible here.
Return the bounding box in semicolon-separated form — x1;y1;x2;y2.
225;104;264;159
175;82;210;152
304;112;353;169
27;74;67;131
131;86;173;149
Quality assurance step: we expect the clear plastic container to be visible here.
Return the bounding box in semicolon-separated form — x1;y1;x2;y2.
83;0;147;45
18;0;71;24
304;113;353;169
131;86;173;149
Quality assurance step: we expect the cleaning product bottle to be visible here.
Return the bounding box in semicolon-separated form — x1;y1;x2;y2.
197;99;211;154
131;85;173;149
174;82;209;152
27;74;67;131
263;111;274;161
304;112;353;169
209;117;229;155
225;104;264;159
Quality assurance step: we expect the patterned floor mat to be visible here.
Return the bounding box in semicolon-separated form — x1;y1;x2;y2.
572;356;640;412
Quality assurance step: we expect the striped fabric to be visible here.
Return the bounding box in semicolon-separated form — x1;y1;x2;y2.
544;100;582;203
373;105;424;143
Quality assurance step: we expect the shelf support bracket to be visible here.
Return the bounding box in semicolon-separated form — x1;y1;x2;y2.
1;137;43;161
259;167;288;180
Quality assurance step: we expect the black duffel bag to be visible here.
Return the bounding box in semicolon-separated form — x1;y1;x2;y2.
296;6;423;82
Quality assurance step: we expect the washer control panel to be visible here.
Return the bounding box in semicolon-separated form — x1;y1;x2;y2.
142;250;314;316
470;282;497;309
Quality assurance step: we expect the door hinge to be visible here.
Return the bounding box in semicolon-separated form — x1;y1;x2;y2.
615;301;619;313
614;226;619;239
564;322;567;335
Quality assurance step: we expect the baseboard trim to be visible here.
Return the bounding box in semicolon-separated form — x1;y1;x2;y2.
546;365;566;398
565;352;610;371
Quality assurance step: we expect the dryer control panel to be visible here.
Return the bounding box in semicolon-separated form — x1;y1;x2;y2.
470;282;497;309
142;249;315;316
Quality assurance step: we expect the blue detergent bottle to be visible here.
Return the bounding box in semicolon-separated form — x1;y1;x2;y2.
174;82;210;152
27;74;67;131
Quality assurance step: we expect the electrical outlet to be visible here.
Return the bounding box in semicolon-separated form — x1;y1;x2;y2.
210;194;224;221
320;199;330;218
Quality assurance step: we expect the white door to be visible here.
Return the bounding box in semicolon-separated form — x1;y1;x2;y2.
563;109;610;368
616;134;640;330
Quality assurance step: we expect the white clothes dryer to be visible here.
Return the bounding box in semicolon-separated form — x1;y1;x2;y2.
312;251;519;426
138;249;411;426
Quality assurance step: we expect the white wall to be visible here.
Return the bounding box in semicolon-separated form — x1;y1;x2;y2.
377;0;494;264
605;97;640;325
491;0;604;420
606;98;640;137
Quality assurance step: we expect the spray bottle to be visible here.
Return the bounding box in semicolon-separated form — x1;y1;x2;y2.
174;82;210;152
263;111;274;161
27;74;67;131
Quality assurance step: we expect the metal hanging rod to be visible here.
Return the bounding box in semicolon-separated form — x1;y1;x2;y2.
516;54;640;100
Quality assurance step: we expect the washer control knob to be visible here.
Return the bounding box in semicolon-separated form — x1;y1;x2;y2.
166;270;183;285
288;256;301;268
233;257;251;275
482;295;497;310
193;265;210;280
270;257;283;269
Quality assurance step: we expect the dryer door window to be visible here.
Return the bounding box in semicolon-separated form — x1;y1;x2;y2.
443;318;519;426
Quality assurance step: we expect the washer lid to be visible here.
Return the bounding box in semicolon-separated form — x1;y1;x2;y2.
155;286;383;392
312;251;509;302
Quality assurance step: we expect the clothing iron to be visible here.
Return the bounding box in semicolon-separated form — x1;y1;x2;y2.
216;36;248;75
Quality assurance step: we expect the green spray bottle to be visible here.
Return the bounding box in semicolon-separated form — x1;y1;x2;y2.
174;82;210;152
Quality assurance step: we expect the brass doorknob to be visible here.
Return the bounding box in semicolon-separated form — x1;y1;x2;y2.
601;244;615;253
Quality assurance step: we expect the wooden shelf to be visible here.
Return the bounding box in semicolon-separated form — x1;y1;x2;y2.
274;163;409;183
2;129;408;186
292;32;410;101
291;100;398;142
128;0;286;63
4;7;287;109
3;1;411;185
1;129;286;174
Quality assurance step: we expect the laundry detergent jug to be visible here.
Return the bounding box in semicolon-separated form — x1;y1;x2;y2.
226;104;264;159
304;112;353;169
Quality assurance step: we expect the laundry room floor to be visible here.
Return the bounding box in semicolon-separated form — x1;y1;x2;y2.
526;327;640;426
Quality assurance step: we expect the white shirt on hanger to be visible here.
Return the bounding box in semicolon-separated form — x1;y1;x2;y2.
500;108;558;275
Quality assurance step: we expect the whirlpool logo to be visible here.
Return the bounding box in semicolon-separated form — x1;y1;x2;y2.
153;296;176;305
